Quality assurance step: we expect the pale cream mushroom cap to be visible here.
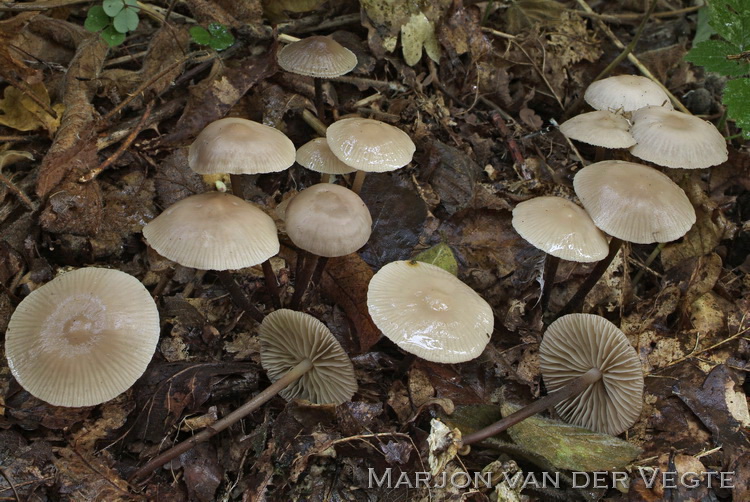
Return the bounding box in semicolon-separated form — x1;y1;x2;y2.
296;138;356;175
277;36;357;79
512;196;609;262
188;118;295;175
326;117;416;172
143;192;279;270
5;267;160;407
367;261;493;363
260;309;357;404
559;111;636;148
574;161;696;244
285;183;372;257
629;106;728;169
584;75;673;112
540;313;644;435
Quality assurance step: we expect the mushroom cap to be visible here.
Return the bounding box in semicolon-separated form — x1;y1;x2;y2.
573;161;696;244
260;309;357;404
326;117;416;172
277;36;357;79
5;267;160;407
188;118;296;175
629;106;728;169
296;138;356;175
284;183;372;257
143;192;279;270
584;75;673;112
367;260;493;364
559;111;636;148
539;313;644;435
512;196;609;262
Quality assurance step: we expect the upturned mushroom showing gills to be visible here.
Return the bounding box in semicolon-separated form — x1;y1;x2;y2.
6;267;160;408
461;314;643;445
131;309;356;480
367;260;494;364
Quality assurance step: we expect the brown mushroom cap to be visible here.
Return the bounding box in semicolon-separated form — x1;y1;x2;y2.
188;118;296;175
277;36;357;79
5;267;160;407
259;309;357;404
540;313;643;435
284;183;372;257
512;196;609;262
629;106;728;169
367;260;493;364
326;117;416;172
143;192;279;270
584;75;673;112
559;111;636;148
573;161;696;244
296;138;356;175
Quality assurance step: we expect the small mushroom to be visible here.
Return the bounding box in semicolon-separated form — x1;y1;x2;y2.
6;267;159;407
584;75;673;112
367;260;494;364
460;314;643;445
296;137;356;183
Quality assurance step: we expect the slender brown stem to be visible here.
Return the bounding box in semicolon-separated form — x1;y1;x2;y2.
291;253;319;310
314;78;326;123
351;171;367;194
131;359;313;481
461;367;602;446
261;259;281;309
230;174;246;199
632;241;665;288
540;255;560;313
310;257;329;289
555;237;623;319
217;270;265;323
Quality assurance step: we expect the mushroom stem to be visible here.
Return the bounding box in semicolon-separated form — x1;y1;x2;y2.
631;241;665;288
461;366;603;446
131;358;314;482
310;256;329;289
230;174;246;199
261;259;282;310
555;237;623;319
217;270;265;323
314;78;326;123
351;171;366;194
540;255;560;312
291;252;319;310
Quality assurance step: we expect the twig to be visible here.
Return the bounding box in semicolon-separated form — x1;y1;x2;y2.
0;136;37;143
0;0;90;10
97;97;185;151
331;76;407;93
480;27;517;40
510;39;563;109
0;468;20;502
282;13;361;35
217;271;265;323
572;4;702;22
489;111;525;168
301;109;328;136
0;172;35;211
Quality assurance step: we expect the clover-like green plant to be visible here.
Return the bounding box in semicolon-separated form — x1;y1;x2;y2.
189;23;235;51
685;0;750;138
85;0;141;47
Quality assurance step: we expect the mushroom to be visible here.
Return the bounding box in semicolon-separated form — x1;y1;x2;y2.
131;309;356;480
367;260;494;364
557;160;695;316
460;314;643;445
142;191;280;321
511;196;609;311
325;117;415;193
284;183;372;309
296;137;356;183
558;110;636;149
584;75;673;112
5;267;159;407
628;105;728;169
277;35;357;121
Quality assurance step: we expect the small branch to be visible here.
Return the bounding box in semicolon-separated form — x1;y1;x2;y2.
261;259;281;310
489;111;525;168
331;76;407;93
217;270;265;323
0;171;35;211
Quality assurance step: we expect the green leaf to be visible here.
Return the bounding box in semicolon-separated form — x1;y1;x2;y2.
101;25;126;47
84;5;110;33
189;26;212;45
102;0;124;17
113;8;139;33
708;0;750;49
724;78;750;138
693;5;716;45
413;243;458;275
124;0;139;6
206;23;234;50
686;40;750;76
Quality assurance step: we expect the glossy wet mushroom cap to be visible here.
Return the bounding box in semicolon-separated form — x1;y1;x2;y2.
559;111;636;148
284;183;372;257
5;267;160;407
367;260;493;364
326;117;416;172
260;309;357;404
539;313;644;435
584;75;673;112
512;196;609;262
629;106;728;169
143;192;279;270
296;138;356;175
277;36;357;79
573;161;696;244
188;117;296;175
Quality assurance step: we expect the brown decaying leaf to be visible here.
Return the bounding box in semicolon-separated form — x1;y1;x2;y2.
55;448;130;502
438;0;491;61
424;140;482;216
0;12;41;85
180;444;222;502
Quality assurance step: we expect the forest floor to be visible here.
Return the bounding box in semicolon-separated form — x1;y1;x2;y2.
0;0;748;500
